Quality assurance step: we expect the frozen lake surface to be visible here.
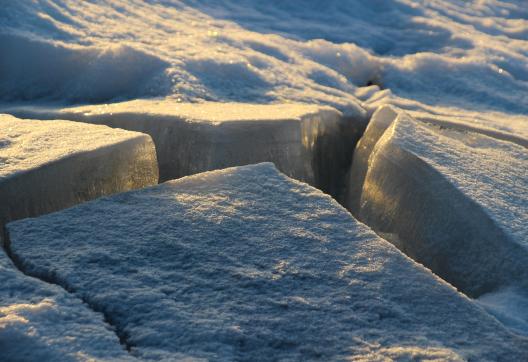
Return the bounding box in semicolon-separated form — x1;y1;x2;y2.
1;1;527;360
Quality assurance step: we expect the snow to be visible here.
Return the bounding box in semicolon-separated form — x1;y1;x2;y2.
6;163;528;361
0;114;158;230
2;101;363;197
1;0;527;136
0;32;169;103
0;249;131;361
1;0;527;357
477;287;528;336
347;110;528;323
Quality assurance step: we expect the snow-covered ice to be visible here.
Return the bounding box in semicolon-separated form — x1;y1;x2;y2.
0;249;131;361
1;0;528;357
6;163;528;361
0;114;158;230
3;100;363;197
346;108;528;325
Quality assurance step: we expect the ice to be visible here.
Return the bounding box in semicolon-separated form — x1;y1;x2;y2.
0;249;131;361
347;110;528;301
4;101;364;197
6;163;528;360
0;114;158;231
345;105;398;214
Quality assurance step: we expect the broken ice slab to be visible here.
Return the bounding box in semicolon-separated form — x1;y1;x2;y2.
7;163;527;360
345;105;398;213
0;114;158;231
346;106;528;299
3;100;366;197
0;249;132;361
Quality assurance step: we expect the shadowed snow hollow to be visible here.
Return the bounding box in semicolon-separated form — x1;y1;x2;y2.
0;114;158;230
6;163;528;361
0;33;169;103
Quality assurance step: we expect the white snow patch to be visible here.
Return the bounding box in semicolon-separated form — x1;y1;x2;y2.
3;0;528;134
0;32;169;103
477;287;528;336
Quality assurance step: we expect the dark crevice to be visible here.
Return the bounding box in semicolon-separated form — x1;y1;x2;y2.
2;228;135;355
311;115;367;202
365;79;383;89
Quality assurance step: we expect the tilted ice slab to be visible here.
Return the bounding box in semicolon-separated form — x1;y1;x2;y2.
3;100;365;197
0;114;158;231
0;249;132;361
345;106;399;214
346;106;528;300
7;163;527;361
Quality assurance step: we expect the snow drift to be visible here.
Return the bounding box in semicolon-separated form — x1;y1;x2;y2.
6;163;528;360
3;0;528;129
0;32;169;103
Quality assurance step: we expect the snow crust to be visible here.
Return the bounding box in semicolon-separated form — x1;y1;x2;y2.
3;101;362;197
2;0;528;136
7;163;528;361
346;109;528;325
0;249;131;361
477;287;528;336
59;100;343;123
0;114;158;229
0;32;169;103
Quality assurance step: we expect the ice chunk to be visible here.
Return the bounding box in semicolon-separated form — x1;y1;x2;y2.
0;114;158;231
3;100;365;198
6;163;527;360
345;105;398;213
0;249;131;361
350;111;528;300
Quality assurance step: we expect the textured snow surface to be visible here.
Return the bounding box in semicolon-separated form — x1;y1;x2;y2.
477;287;528;336
3;101;362;197
0;249;131;361
348;109;528;327
0;114;152;178
0;114;158;228
7;163;528;361
46;100;351;123
1;0;528;136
